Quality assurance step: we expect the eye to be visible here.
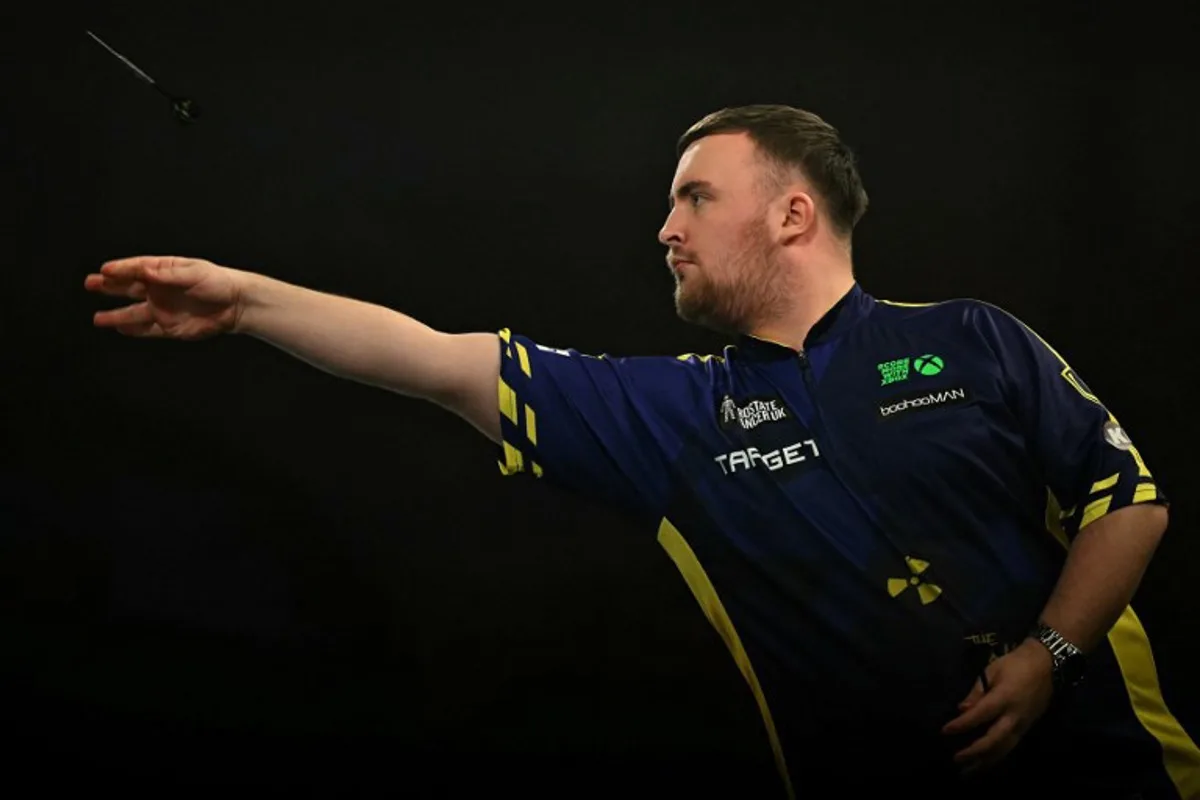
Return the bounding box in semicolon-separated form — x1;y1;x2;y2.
689;191;706;207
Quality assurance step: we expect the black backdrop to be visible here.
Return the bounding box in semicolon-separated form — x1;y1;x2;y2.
3;4;1198;796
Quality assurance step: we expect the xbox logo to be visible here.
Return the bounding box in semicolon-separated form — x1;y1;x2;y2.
914;354;944;376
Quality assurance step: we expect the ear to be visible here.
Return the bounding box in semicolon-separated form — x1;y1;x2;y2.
779;191;818;245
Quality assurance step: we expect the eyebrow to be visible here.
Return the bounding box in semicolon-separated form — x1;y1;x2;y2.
669;180;715;207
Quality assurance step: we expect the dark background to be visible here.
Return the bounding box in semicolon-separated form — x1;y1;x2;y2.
3;4;1198;796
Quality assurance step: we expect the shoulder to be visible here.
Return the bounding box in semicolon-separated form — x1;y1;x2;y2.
867;294;1045;346
869;295;1013;330
503;329;734;394
601;346;738;400
866;295;1061;374
867;296;1069;381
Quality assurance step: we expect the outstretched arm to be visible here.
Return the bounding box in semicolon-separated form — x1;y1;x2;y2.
88;256;503;443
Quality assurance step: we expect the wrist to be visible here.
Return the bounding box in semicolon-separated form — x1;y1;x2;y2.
1021;635;1053;664
230;269;271;335
1020;635;1054;683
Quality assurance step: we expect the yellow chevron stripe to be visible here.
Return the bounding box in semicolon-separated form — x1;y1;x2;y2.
1108;606;1200;797
656;518;795;800
515;341;532;377
498;378;518;425
1123;433;1153;478
1080;495;1112;530
1090;473;1120;495
1133;484;1158;504
498;440;523;475
525;405;538;446
1044;489;1071;548
1046;490;1200;798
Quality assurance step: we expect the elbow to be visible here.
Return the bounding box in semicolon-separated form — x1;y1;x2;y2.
1149;502;1170;539
1131;502;1170;549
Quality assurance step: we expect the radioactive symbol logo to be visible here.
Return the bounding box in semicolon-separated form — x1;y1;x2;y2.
887;556;943;605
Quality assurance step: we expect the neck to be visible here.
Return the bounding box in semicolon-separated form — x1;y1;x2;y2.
747;255;856;351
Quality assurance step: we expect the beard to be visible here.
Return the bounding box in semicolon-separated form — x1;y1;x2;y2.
673;218;792;336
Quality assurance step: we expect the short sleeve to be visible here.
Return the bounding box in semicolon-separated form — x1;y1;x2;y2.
974;305;1167;540
492;328;699;519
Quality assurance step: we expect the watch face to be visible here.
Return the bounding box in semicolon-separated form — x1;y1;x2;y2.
1061;652;1087;685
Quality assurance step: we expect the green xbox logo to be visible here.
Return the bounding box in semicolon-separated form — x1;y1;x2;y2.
913;354;944;376
877;353;946;386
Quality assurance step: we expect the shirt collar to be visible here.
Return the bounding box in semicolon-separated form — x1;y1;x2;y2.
732;283;875;361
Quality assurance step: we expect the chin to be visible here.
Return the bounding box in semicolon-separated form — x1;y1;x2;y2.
677;302;740;336
675;280;739;333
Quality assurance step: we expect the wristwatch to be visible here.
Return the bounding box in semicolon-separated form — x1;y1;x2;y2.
1031;620;1087;689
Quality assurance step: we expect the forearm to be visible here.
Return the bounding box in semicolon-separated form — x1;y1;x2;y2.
1038;504;1169;652
233;270;459;400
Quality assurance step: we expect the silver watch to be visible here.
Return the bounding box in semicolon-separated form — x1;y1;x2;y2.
1031;620;1087;689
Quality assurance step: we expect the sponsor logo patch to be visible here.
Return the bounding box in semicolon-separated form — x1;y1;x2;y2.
1103;420;1134;451
878;387;972;419
877;353;945;386
718;394;792;432
714;439;821;475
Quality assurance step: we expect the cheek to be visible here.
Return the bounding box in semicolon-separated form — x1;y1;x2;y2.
701;219;738;257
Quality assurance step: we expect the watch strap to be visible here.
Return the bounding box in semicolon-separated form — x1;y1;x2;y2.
1032;621;1084;688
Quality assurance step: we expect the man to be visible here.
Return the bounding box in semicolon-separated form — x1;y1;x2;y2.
86;105;1196;798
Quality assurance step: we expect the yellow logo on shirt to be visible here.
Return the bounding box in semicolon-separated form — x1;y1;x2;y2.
887;556;942;605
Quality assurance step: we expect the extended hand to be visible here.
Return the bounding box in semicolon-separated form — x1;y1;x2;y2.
941;638;1055;775
85;256;244;340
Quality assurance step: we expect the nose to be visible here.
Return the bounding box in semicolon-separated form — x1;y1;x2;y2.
658;206;684;247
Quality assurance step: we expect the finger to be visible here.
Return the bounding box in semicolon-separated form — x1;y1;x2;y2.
115;321;165;338
943;692;1004;735
955;715;1016;764
84;274;147;299
100;256;160;280
101;255;194;285
963;732;1021;775
958;677;987;710
93;302;153;328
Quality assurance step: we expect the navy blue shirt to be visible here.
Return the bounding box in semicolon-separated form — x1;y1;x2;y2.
492;284;1192;796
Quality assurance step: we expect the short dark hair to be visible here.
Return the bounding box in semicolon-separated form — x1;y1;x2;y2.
677;104;869;238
